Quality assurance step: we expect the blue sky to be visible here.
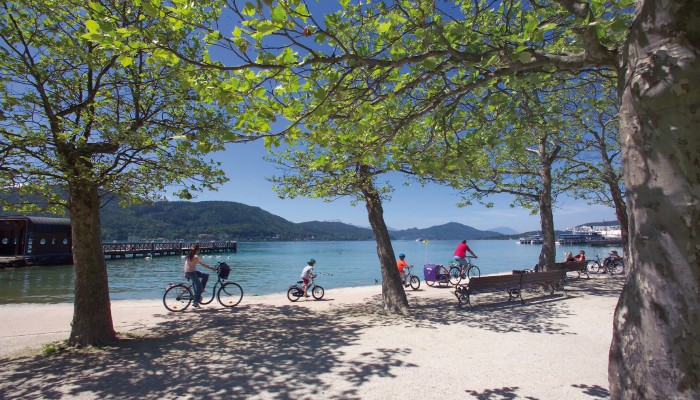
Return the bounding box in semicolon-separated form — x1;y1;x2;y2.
188;142;618;234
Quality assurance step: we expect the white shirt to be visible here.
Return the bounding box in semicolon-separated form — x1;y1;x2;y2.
301;265;314;279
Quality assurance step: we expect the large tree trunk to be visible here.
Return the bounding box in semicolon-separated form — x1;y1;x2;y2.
68;183;116;346
598;144;629;253
537;141;557;270
360;168;409;314
607;178;629;255
609;2;700;398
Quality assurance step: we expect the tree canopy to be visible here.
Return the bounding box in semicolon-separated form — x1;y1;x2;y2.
0;0;238;345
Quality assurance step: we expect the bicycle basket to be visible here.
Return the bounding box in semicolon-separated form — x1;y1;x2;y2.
218;263;231;279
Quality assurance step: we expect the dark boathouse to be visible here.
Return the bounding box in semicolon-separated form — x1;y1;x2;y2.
0;216;72;267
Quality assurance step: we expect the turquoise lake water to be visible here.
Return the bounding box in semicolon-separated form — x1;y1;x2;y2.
0;240;623;304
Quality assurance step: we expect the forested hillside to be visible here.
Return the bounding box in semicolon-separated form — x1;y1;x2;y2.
99;201;308;241
2;199;504;241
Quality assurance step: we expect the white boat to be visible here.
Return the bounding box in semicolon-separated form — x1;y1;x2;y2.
517;235;543;244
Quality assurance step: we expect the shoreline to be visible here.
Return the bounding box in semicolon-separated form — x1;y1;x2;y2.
0;275;623;399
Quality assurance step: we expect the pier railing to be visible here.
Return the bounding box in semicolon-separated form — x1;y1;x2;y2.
102;241;237;259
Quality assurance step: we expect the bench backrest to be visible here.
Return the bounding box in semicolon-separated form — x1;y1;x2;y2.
552;262;586;271
468;274;522;291
520;270;566;286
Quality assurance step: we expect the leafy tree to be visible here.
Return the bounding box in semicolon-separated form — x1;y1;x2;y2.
414;81;594;269
566;81;628;250
0;0;234;346
95;0;699;396
267;121;418;313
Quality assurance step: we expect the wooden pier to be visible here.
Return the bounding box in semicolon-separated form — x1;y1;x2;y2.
102;241;237;259
0;241;237;268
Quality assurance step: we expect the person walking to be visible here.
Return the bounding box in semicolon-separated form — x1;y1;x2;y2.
184;244;216;308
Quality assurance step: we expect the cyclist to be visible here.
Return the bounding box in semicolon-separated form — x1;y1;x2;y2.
301;258;317;298
603;250;622;269
453;239;478;268
396;253;409;287
184;244;216;308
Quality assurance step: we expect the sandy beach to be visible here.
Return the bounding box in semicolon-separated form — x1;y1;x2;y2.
0;274;623;399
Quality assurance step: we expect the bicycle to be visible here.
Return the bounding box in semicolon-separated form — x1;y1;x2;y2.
402;264;421;291
163;262;243;312
287;276;325;302
448;256;481;286
587;254;625;275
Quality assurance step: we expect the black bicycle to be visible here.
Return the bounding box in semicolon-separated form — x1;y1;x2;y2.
287;277;325;302
587;254;625;275
163;262;243;312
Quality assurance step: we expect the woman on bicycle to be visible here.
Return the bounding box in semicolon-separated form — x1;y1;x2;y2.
184;244;216;308
454;239;478;267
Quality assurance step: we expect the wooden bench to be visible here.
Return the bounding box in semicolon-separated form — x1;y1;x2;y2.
454;270;567;308
550;261;589;279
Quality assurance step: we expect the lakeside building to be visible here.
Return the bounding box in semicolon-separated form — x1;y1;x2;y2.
0;216;73;266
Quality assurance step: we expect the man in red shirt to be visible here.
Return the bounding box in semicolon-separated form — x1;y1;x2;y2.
454;239;478;268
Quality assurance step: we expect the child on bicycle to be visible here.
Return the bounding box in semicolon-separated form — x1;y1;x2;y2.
301;258;317;298
397;253;409;287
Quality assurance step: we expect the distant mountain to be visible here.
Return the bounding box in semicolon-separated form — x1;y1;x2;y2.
297;221;374;240
487;226;519;235
576;220;620;228
98;202;504;241
2;199;504;241
391;222;502;240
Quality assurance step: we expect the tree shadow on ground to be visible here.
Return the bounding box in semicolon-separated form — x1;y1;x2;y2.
464;383;609;400
0;303;385;399
0;276;620;399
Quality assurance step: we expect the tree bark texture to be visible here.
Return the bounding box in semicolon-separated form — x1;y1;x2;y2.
609;181;629;256
360;169;409;314
610;2;700;398
68;183;117;346
537;141;557;270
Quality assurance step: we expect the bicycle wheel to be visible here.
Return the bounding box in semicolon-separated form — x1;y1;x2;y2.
613;261;625;275
218;282;243;307
448;266;463;286
409;275;420;290
455;286;469;306
437;266;450;287
163;284;193;312
287;287;301;302
587;261;600;273
200;284;216;305
312;285;325;300
467;265;481;279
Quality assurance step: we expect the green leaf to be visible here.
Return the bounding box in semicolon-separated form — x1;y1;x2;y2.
271;6;287;22
85;20;100;32
117;55;134;67
378;21;392;34
242;2;256;17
